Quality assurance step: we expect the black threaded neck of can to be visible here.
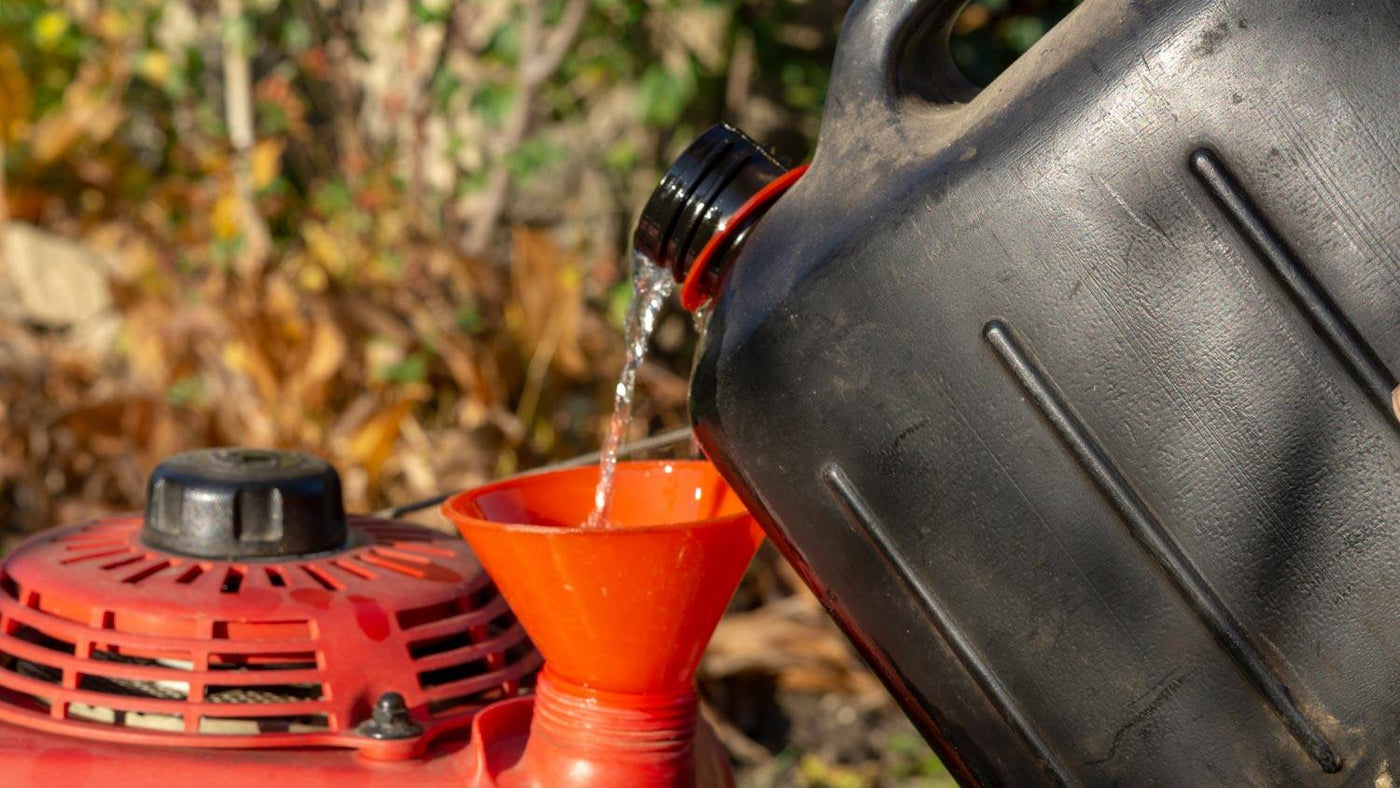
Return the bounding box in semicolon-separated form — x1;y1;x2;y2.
634;124;786;287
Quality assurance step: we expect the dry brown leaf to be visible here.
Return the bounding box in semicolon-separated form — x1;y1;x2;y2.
0;43;31;143
705;594;883;698
221;338;281;403
510;227;587;378
291;310;348;405
28;56;129;165
348;398;416;482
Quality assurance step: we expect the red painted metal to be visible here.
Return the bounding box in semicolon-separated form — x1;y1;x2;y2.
0;515;539;758
0;716;476;786
0;691;723;788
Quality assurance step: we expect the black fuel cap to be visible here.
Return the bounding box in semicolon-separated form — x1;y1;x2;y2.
142;448;347;560
634;123;786;288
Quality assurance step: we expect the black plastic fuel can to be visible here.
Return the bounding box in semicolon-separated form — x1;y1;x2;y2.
637;0;1400;784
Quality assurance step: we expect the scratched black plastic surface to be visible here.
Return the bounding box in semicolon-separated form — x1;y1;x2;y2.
688;1;1400;784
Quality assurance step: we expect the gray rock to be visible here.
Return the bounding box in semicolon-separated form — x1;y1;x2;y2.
1;222;114;329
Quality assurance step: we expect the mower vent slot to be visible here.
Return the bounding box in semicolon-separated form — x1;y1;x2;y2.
396;598;464;630
205;683;323;703
60;548;134;566
77;672;190;701
359;551;426;579
0;682;48;713
63;543;128;557
373;547;432;566
175;565;205;584
417;658;490;689
220;568;244;594
1;649;60;682
408;629;476;660
428;686;507;716
198;713;330;735
93;647;194;667
69;704;185;731
300;565;342;591
424;644;537;718
329;559;375;580
408;608;517;659
1;576;20;600
100;554;147;572
123;560;173;585
9;622;77;655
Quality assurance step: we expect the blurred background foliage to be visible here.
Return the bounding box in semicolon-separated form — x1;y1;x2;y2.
0;0;1075;784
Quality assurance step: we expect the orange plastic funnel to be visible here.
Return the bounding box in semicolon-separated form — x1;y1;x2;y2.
442;460;762;695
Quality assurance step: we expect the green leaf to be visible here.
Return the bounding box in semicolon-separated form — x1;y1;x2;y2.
166;375;205;408
411;0;452;24
430;69;461;113
1002;16;1047;53
602;140;637;173
223;14;255;53
280;18;311;52
636;65;694;127
257;101;290;135
313;181;354;216
376;352;428;385
376;249;404;275
471;83;515;128
455;304;485;334
458;165;491;196
483;17;521;65
606;281;631;328
504;137;565;178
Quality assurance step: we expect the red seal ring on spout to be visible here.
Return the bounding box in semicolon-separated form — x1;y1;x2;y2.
679;163;809;311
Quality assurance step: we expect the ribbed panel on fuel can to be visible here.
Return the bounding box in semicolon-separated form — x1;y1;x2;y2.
670;0;1400;784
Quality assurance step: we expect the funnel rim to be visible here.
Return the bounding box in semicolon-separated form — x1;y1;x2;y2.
440;459;753;536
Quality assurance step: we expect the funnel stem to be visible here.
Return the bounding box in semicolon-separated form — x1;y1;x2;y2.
514;670;705;787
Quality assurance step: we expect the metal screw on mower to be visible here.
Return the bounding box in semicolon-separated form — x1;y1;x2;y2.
359;692;423;741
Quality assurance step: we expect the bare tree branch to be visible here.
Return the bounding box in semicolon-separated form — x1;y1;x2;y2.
725;29;756;118
411;0;469;236
219;0;272;276
464;0;589;256
320;0;370;187
525;0;589;87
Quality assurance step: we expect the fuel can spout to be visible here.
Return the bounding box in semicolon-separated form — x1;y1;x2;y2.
634;124;805;311
443;460;763;787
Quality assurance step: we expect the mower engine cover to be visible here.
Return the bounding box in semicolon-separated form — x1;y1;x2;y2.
0;448;540;785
